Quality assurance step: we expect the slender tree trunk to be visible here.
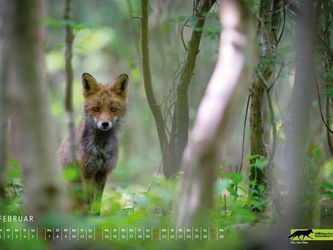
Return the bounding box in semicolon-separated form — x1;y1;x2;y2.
169;0;216;177
323;0;333;155
326;97;333;154
63;0;87;212
176;0;253;226
141;0;216;178
249;0;281;207
0;0;12;199
63;0;77;165
140;0;170;177
8;0;68;217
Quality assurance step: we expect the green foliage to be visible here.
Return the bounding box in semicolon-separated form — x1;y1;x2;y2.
7;159;21;180
324;87;333;97
204;25;221;40
42;17;95;30
63;165;80;182
4;159;24;215
2;157;261;249
247;155;268;170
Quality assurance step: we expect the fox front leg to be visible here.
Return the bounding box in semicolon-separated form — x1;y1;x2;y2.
83;178;95;205
90;172;107;215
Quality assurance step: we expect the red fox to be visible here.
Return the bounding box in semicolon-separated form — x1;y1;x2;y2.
57;73;129;212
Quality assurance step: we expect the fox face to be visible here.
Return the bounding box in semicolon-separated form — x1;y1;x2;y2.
82;73;128;131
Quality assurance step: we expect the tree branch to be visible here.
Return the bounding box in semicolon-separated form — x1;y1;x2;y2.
141;0;169;175
170;0;216;176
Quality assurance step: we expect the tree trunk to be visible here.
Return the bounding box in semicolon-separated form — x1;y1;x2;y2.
169;0;216;178
246;2;316;249
322;0;333;155
270;1;315;249
8;0;68;217
249;0;281;207
140;0;170;177
63;0;77;165
140;0;216;178
0;0;12;199
176;0;253;226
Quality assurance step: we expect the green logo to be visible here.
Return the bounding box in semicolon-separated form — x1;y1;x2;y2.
289;229;333;241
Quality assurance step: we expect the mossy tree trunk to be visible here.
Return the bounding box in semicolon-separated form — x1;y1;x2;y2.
322;0;333;155
249;0;282;209
169;0;216;178
0;0;12;199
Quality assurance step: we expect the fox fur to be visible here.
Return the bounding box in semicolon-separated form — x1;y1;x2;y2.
57;72;128;211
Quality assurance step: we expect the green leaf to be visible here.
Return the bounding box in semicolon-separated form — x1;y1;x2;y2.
258;184;265;194
178;16;186;22
230;173;243;185
253;159;268;170
63;165;80;182
54;43;65;50
322;181;333;190
247;155;268;170
9;159;20;167
321;191;333;199
73;22;95;31
238;185;247;193
204;25;221;40
227;185;239;198
42;18;94;30
246;154;260;162
249;180;257;188
194;27;203;32
312;146;322;161
324;87;333;97
8;168;21;179
162;23;170;33
61;19;76;27
9;183;23;189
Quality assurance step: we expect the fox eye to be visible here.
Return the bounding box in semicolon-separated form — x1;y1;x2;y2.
110;107;118;112
92;106;100;112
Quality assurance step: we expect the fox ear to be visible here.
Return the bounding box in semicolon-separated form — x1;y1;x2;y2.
82;73;99;97
111;74;129;97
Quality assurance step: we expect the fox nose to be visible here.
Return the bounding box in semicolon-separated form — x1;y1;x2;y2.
97;121;112;131
101;122;109;128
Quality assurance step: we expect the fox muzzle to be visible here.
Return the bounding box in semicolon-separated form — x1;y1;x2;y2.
97;121;112;131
